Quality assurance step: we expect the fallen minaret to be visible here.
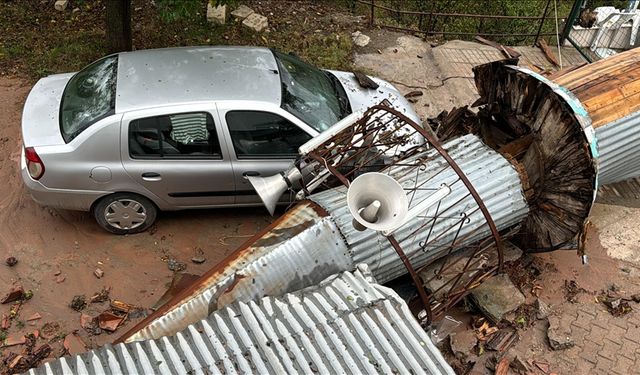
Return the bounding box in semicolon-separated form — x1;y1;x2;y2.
115;48;640;342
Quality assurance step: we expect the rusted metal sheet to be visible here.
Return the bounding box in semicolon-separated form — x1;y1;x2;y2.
29;266;455;375
119;201;352;342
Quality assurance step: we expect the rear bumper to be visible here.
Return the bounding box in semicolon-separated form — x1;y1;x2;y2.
21;155;107;211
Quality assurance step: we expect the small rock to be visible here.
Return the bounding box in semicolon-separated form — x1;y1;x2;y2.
632;294;640;303
191;256;206;264
94;268;104;279
207;3;226;25
72;7;80;13
547;314;574;350
470;274;525;323
535;298;550;319
351;31;370;47
1;285;25;304
5;257;17;267
54;0;68;11
69;295;87;311
55;275;65;283
231;4;254;20
242;13;268;32
449;330;477;362
54;270;61;276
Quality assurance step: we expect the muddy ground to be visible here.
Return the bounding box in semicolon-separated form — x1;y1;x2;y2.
0;77;273;364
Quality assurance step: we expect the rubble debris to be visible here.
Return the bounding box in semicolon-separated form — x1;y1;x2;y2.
206;3;226;25
510;356;530;375
230;4;254;20
449;330;477;362
535;298;550;320
632;294;640;303
351;31;370;47
55;274;65;283
474;35;521;59
110;300;134;313
69;295;87;311
191;247;206;264
80;314;101;336
94;267;104;279
598;289;633;316
404;90;423;99
167;258;186;272
1;286;25;304
242;13;268;33
563;280;586;303
97;311;125;332
473;318;498;342
470;274;525;323
2;334;26;347
1;314;8;329
54;0;68;12
5;256;17;267
485;329;518;352
63;332;87;355
353;71;379;89
90;287;110;303
547;314;574;350
533;360;550;373
494;357;510;375
26;313;41;322
537;39;560;67
3;343;51;373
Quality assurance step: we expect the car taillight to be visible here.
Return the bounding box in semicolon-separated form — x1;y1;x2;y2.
24;147;45;180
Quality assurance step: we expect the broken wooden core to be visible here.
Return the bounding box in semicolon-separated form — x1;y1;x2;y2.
431;60;596;251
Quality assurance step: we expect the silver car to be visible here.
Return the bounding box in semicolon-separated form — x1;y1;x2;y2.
21;46;419;234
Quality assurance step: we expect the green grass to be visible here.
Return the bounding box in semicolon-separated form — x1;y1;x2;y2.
0;0;354;81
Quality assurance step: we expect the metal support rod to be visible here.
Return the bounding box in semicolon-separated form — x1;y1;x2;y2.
560;0;585;45
534;0;553;46
387;234;433;324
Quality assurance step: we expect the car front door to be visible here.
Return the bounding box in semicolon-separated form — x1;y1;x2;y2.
121;106;236;208
217;104;317;205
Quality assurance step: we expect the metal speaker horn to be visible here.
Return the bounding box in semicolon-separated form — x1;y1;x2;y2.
247;166;302;216
347;172;408;232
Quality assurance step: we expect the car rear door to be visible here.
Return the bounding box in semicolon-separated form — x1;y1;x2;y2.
120;105;236;208
216;103;318;205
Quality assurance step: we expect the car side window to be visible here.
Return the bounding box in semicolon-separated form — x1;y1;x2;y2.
129;112;222;158
225;111;311;159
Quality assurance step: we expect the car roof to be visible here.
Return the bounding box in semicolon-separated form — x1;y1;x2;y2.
115;46;282;113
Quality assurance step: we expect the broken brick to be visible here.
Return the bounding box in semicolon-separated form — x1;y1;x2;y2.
1;285;25;304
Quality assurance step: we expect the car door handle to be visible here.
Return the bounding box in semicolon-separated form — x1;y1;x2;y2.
142;172;162;181
242;171;261;177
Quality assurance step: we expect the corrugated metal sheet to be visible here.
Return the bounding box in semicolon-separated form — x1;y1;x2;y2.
595;111;640;185
27;266;455;375
126;202;353;342
310;134;529;283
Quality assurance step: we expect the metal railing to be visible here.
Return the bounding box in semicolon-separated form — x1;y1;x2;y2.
357;0;567;45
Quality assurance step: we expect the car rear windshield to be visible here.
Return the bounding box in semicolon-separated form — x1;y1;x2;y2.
60;56;118;142
273;51;348;132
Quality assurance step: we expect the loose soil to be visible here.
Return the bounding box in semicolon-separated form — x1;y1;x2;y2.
0;77;272;371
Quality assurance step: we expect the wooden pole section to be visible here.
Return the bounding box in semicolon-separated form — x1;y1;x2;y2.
106;0;132;53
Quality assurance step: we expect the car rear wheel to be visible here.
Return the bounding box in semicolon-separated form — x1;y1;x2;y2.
93;193;157;234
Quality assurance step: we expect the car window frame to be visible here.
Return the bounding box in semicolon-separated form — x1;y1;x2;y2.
224;109;314;160
127;111;224;160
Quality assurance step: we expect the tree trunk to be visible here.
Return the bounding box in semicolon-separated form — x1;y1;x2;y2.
106;0;132;53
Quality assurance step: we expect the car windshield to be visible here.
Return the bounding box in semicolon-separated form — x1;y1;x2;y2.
60;56;118;142
273;51;348;132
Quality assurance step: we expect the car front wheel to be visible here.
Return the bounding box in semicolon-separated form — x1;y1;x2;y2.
93;193;157;234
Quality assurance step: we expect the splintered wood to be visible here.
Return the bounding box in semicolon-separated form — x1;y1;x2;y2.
553;49;640;128
430;60;596;251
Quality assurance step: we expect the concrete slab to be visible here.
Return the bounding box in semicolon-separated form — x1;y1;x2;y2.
470;273;525;323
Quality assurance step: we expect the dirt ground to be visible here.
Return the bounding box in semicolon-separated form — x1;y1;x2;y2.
0;77;273;366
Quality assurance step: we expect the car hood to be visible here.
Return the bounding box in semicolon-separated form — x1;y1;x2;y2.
328;70;421;125
22;73;75;147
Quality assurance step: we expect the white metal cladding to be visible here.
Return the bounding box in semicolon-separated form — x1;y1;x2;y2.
127;203;353;342
310;134;529;283
27;266;455;375
595;111;640;185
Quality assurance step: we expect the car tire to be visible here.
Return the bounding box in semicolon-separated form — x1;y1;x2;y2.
93;193;157;234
